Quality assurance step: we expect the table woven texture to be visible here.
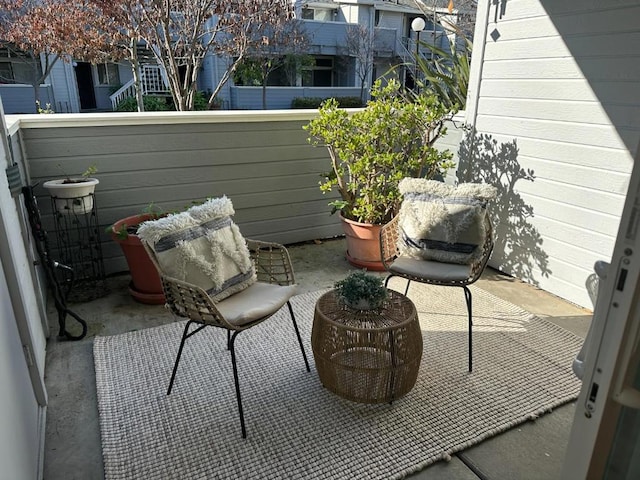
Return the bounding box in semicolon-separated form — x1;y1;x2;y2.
311;289;422;403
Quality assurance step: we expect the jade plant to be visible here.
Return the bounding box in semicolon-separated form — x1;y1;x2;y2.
304;79;454;225
334;271;389;310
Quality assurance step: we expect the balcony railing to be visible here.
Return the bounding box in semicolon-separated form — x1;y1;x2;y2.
6;111;463;275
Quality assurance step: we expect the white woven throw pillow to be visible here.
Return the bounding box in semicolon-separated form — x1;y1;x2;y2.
398;178;497;265
137;196;256;302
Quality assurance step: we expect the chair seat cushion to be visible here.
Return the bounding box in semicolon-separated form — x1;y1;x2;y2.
389;256;472;282
398;178;496;265
137;196;256;302
217;282;298;326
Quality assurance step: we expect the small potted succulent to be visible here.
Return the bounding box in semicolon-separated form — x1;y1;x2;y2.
334;271;389;311
43;164;99;215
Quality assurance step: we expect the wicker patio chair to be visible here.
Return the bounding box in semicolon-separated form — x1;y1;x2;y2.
380;214;494;372
142;238;310;438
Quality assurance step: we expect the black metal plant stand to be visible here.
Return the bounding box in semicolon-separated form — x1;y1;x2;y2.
49;192;107;303
21;185;88;340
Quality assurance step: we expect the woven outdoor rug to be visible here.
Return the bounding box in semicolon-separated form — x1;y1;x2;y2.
94;282;583;480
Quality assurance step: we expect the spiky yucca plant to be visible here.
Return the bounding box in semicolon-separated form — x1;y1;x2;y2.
415;30;472;112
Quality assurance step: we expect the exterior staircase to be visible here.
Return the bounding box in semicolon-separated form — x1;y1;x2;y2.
396;36;420;85
109;64;170;110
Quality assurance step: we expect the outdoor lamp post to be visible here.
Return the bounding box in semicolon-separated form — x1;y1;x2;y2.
411;17;425;59
411;17;425;88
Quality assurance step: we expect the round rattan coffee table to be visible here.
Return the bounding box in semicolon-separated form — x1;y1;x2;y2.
311;289;422;404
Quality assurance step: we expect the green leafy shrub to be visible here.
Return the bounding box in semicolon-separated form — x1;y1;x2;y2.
116;96;171;112
304;79;454;224
116;92;216;112
193;91;209;110
292;97;324;109
334;96;364;108
292;96;364;109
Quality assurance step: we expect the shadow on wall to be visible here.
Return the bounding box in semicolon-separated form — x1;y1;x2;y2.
457;126;551;285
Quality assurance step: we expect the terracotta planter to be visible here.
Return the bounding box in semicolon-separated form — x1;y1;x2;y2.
110;213;165;304
340;214;385;271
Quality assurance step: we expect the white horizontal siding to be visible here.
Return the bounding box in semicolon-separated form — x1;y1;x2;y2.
469;133;633;173
435;115;464;183
480;79;639;106
515;157;629;195
481;57;640;82
488;0;640;21
516;190;623;237
528;215;616;258
474;115;633;150
467;0;640;307
484;33;640;61
478;98;639;130
479;9;640;41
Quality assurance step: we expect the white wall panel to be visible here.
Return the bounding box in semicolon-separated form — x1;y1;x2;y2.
481;79;639;106
0;260;41;480
466;0;640;307
473;133;633;173
475;115;630;150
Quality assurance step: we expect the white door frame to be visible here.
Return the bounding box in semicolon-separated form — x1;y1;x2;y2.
562;138;640;478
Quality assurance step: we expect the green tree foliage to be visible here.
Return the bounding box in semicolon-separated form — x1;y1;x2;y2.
0;0;112;108
94;0;300;111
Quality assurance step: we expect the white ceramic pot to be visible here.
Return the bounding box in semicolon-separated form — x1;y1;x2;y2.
43;178;99;215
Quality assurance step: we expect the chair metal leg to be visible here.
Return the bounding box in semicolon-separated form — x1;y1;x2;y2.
383;274;411;296
287;301;310;372
228;331;247;438
168;320;197;395
463;286;473;372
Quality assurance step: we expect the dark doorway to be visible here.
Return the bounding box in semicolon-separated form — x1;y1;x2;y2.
75;62;96;110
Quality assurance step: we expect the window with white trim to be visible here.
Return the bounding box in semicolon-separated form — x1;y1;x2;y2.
96;63;120;86
302;7;335;21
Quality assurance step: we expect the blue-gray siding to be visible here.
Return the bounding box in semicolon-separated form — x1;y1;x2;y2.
0;86;54;114
230;87;362;109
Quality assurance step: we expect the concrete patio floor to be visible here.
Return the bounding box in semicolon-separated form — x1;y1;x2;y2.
43;237;592;480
